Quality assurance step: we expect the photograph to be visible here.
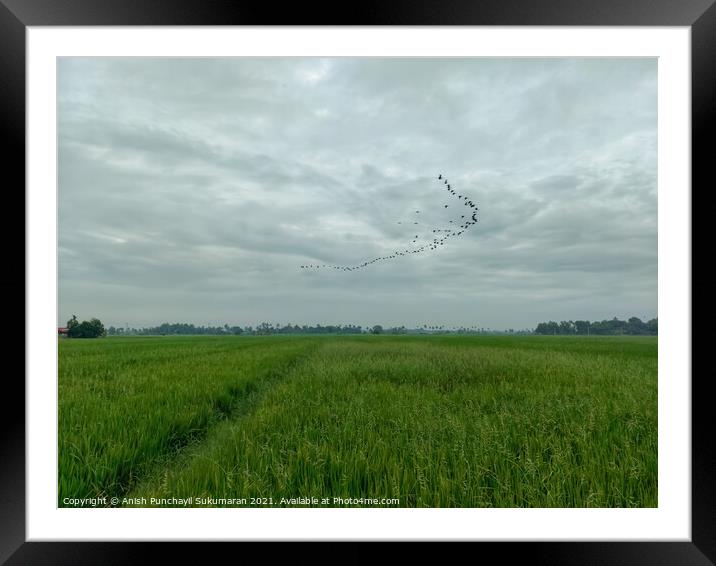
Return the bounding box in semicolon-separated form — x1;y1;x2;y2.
9;13;703;561
57;56;659;510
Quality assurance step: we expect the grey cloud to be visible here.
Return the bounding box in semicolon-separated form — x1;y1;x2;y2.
58;57;657;329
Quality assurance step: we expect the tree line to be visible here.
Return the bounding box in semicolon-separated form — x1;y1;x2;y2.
67;316;657;338
534;317;657;335
107;322;368;336
105;322;532;336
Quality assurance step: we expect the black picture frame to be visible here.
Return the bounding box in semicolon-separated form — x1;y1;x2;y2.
6;1;707;563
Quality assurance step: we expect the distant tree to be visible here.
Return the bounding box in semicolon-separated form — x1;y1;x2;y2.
574;320;590;334
256;322;272;335
67;316;105;338
371;325;383;335
559;320;575;335
626;317;645;335
67;314;79;335
534;321;559;335
610;317;626;335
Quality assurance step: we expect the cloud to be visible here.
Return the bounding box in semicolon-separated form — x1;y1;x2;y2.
58;57;657;328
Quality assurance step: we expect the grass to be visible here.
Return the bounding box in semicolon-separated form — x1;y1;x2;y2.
58;335;657;507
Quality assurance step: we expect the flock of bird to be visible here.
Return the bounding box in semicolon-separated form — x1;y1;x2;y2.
300;174;479;272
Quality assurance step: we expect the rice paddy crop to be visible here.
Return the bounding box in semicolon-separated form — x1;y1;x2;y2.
58;335;657;507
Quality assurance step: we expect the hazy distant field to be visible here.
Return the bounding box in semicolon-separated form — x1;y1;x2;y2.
58;335;657;508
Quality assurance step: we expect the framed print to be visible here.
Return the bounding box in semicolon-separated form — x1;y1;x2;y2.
6;0;709;563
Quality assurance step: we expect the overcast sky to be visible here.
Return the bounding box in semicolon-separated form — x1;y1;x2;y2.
58;57;657;330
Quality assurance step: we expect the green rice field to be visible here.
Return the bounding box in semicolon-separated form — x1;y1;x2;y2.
58;335;657;508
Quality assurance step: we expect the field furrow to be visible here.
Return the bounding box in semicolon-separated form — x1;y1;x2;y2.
58;336;320;504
